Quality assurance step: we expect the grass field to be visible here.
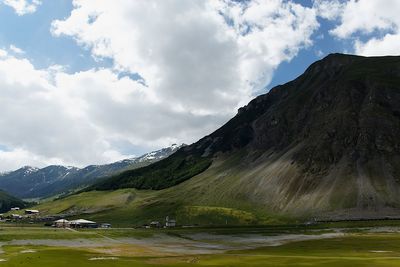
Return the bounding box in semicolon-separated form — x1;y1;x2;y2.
0;224;400;266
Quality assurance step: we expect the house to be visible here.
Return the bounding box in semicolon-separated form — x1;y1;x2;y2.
11;214;22;219
10;207;20;211
25;209;39;215
165;216;176;228
54;219;70;228
150;221;161;228
69;219;97;228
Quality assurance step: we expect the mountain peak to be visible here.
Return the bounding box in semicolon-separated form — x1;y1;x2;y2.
19;166;39;174
136;143;186;163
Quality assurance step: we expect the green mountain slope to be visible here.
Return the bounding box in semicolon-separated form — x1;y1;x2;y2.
0;190;26;213
89;150;212;191
36;54;400;225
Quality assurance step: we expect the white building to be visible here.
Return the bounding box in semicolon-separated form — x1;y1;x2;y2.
11;214;22;219
165;216;176;227
54;219;70;228
25;209;39;215
69;219;97;228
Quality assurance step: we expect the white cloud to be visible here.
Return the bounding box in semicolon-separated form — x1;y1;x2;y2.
51;0;318;112
0;148;63;172
329;0;400;39
9;44;25;55
321;0;400;56
0;0;320;171
2;0;41;15
355;33;400;56
313;0;344;20
0;49;7;58
0;54;222;170
215;0;319;90
0;55;121;169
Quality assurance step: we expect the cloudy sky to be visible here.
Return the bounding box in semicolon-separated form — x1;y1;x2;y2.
0;0;399;171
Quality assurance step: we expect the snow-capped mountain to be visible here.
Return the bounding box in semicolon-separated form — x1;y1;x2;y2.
137;143;183;162
0;144;185;199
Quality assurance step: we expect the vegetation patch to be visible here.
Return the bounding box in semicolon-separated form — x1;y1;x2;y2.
177;206;257;225
88;152;212;191
35;189;136;215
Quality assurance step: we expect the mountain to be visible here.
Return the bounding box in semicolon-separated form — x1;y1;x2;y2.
0;144;184;199
35;54;400;225
0;190;26;213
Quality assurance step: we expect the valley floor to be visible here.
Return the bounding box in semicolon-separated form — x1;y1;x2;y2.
0;224;400;266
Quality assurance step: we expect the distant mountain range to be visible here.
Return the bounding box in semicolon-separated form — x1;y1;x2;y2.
0;144;184;199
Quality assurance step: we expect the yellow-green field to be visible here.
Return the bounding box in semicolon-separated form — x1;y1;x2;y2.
0;225;400;266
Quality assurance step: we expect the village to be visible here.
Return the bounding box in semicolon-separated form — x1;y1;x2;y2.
0;206;177;229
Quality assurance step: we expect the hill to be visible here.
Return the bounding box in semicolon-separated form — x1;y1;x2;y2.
0;144;184;199
0;190;26;213
35;54;400;225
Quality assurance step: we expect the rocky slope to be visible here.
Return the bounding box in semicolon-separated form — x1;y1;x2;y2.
0;144;184;199
87;54;400;220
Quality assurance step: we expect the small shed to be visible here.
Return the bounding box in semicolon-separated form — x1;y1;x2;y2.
150;221;161;228
166;219;176;228
54;219;70;228
25;209;39;215
165;216;176;228
11;214;22;219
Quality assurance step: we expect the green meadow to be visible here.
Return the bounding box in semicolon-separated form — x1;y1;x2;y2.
0;224;399;266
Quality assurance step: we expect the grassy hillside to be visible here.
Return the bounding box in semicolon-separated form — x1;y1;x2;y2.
34;153;295;226
34;189;278;227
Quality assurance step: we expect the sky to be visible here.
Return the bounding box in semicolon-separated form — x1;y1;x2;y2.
0;0;399;171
